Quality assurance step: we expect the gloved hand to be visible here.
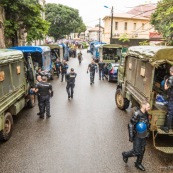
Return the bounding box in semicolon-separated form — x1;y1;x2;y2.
50;91;54;97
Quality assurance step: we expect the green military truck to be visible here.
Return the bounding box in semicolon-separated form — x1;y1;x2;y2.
0;49;35;141
115;46;173;153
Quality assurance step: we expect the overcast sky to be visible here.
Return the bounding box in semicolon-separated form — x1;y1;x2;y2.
45;0;158;26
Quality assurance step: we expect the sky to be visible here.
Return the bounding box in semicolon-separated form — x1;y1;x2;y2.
45;0;158;27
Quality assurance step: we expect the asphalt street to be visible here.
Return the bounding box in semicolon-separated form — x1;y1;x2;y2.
0;50;173;173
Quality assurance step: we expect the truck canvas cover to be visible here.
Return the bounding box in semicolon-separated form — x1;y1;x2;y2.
127;46;173;66
0;49;23;64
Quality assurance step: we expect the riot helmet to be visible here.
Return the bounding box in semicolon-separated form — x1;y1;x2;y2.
136;122;148;138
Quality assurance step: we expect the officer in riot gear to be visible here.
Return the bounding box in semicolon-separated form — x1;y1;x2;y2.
122;101;150;171
60;60;69;82
36;76;53;119
98;59;105;80
66;68;77;99
161;66;173;133
77;51;83;64
87;60;98;85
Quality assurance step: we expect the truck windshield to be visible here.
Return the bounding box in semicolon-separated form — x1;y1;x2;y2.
42;51;51;71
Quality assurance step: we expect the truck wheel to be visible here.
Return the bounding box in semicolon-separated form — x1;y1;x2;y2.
115;89;130;110
28;94;36;108
0;112;13;142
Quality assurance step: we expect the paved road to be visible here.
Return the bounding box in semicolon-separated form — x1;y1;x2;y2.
0;50;173;173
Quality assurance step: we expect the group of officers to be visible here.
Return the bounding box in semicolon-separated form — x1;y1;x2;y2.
32;49;173;172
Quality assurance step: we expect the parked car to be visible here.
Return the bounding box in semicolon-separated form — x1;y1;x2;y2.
104;62;119;82
115;46;173;154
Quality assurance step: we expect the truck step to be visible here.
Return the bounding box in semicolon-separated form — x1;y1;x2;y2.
157;129;173;135
155;147;173;154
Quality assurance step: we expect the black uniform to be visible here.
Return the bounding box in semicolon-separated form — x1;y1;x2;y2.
98;62;105;80
66;72;77;98
61;63;69;82
36;81;52;118
88;63;97;84
122;110;149;171
163;77;173;131
78;52;82;64
55;61;62;77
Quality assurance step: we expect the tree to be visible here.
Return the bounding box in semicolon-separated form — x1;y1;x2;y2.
45;3;86;40
118;34;130;43
150;0;173;45
0;0;49;46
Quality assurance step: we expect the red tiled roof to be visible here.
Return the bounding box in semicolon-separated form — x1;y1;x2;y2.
127;3;157;18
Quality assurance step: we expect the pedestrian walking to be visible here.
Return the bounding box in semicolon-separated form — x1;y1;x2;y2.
55;58;62;78
87;60;98;85
60;60;69;82
122;101;151;171
77;51;83;64
98;59;105;80
66;68;77;99
35;76;53;119
36;75;42;116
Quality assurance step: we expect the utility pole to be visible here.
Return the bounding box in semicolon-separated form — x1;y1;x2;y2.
99;18;101;42
110;6;113;44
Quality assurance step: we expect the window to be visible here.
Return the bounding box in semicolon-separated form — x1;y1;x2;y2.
142;23;145;30
115;22;118;30
124;22;128;30
134;23;136;30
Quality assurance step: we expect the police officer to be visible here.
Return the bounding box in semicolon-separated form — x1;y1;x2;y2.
55;58;62;78
87;60;98;85
77;51;83;64
60;60;69;82
36;76;53;119
36;75;42;116
98;59;105;80
122;101;150;171
66;68;77;99
161;66;173;133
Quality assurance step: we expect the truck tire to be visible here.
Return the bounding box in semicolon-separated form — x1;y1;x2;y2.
28;94;36;108
115;89;130;110
0;112;13;142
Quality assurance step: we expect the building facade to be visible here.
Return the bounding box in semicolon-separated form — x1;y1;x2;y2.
102;4;157;44
88;27;104;42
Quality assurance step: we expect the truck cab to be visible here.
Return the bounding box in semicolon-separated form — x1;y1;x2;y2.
115;46;173;153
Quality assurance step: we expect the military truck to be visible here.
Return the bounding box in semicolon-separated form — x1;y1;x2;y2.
115;46;173;153
0;49;35;141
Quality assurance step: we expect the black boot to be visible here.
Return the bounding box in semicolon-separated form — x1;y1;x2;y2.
161;126;169;133
122;152;128;163
135;155;145;171
122;150;134;163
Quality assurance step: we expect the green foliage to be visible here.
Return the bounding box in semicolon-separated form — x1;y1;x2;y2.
0;0;50;46
118;34;130;43
139;40;150;45
45;3;86;40
151;0;173;45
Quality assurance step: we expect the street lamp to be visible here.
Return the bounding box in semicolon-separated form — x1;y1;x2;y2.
104;6;113;44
